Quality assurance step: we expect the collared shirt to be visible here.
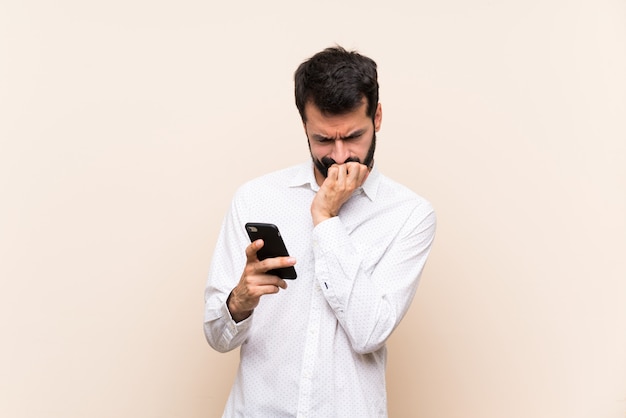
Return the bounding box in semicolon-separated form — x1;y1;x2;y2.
204;162;436;417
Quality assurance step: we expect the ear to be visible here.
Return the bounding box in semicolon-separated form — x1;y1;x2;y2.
374;103;382;132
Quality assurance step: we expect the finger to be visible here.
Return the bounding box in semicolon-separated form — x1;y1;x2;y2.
256;277;287;295
358;168;370;186
345;162;360;180
258;275;288;288
245;239;264;262
267;277;287;291
277;278;288;289
355;163;369;184
327;164;339;181
336;163;348;184
342;163;361;189
258;256;296;275
347;162;368;185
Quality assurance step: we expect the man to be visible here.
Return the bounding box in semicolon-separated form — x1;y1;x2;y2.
204;46;436;417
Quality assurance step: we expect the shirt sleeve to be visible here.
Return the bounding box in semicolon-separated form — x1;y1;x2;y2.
203;192;253;353
311;203;436;354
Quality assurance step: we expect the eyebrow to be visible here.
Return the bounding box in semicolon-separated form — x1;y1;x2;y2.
311;128;367;142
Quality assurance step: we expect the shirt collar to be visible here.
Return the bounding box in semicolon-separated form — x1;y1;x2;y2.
288;161;381;201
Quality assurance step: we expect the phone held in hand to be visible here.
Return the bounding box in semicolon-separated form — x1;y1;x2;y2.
245;223;297;280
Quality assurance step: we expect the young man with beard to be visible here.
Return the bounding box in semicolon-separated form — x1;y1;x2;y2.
204;46;436;417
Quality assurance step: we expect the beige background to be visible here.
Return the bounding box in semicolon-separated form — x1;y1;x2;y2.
1;0;625;417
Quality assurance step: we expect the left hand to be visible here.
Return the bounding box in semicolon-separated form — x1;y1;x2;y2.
311;161;369;226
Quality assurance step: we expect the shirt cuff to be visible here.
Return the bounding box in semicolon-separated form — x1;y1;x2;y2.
221;297;253;335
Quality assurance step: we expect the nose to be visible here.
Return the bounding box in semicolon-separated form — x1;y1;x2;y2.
330;139;350;164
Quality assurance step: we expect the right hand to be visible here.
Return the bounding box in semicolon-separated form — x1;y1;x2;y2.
227;239;295;322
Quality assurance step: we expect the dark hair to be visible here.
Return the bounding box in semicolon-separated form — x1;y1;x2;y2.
294;46;379;122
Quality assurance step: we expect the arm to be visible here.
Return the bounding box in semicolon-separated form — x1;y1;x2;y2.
203;205;251;353
311;162;436;354
313;207;436;354
204;196;295;352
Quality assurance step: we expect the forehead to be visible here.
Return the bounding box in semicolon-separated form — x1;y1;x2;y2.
304;100;370;134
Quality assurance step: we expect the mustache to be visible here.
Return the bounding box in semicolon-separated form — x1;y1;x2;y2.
313;156;371;179
320;156;362;168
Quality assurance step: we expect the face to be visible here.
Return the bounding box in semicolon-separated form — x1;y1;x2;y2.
304;99;382;185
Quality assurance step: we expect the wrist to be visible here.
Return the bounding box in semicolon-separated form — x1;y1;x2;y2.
311;206;335;226
226;291;252;323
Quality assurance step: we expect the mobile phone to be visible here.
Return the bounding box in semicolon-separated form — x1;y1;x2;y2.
245;222;297;280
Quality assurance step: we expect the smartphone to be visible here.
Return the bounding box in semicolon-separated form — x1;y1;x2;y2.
245;222;297;279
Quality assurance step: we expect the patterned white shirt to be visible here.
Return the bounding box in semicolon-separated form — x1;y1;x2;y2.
204;162;436;417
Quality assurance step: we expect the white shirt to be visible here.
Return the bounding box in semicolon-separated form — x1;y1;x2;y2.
204;162;436;417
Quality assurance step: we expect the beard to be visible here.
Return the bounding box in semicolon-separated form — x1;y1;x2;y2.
310;132;377;179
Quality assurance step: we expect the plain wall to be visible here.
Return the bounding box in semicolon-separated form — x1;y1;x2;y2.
1;1;624;417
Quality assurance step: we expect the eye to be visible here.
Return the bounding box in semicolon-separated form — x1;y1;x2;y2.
343;130;366;142
316;137;333;144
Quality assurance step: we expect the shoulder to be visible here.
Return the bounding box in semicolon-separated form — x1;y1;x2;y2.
234;164;304;199
377;173;433;210
227;163;311;223
372;172;436;234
